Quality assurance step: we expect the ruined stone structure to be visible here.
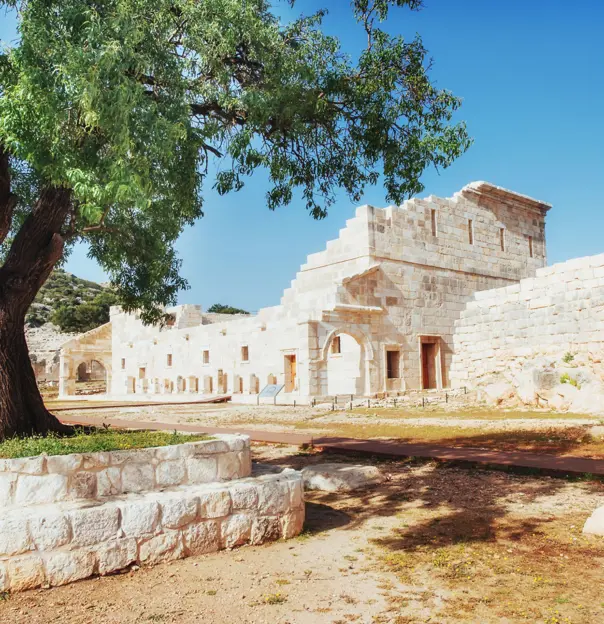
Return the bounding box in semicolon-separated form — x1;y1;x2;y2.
450;253;604;412
0;434;305;592
59;182;550;401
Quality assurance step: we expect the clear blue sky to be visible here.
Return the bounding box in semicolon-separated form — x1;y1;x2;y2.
2;1;603;312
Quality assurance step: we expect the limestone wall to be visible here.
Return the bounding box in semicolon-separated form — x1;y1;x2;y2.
0;434;304;592
0;470;304;592
450;254;604;411
0;435;251;508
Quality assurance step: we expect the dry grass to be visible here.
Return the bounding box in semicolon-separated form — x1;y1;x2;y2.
294;421;604;457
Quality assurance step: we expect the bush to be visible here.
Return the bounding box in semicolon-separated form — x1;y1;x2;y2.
207;303;250;315
562;352;575;364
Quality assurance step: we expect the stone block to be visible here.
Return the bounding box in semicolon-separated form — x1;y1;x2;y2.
229;482;259;510
198;488;231;518
121;463;155;493
301;464;385;492
183;521;220;555
0;473;17;506
28;512;71;551
0;562;8;592
257;481;289;515
156;460;186;487
70;504;120;547
186;457;217;484
69;472;98;500
97;538;138;575
160;494;199;529
15;474;68;506
280;509;305;539
97;467;122;497
47;454;82;474
216;452;241;481
250;516;282;545
120;500;161;537
11;456;45;475
139;531;185;564
221;514;252;548
583;506;604;536
44;551;96;587
0;516;32;556
7;555;45;592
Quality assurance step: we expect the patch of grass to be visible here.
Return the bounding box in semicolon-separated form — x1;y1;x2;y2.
560;373;580;389
0;428;211;459
274;579;290;586
263;592;287;605
206;590;217;596
562;352;575;364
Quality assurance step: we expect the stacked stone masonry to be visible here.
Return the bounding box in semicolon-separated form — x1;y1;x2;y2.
0;435;305;592
450;253;604;385
59;181;551;400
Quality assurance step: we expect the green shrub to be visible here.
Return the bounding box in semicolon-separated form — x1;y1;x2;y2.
560;373;580;389
562;352;575;364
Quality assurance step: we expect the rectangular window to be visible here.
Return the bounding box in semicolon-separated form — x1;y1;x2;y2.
331;336;341;355
241;346;249;362
499;227;505;252
121;358;126;370
468;219;474;245
167;354;173;367
138;367;146;380
202;350;210;365
528;235;533;258
430;209;437;237
386;350;400;379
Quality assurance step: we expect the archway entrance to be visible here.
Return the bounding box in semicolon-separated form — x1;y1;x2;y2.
75;359;107;394
326;333;363;396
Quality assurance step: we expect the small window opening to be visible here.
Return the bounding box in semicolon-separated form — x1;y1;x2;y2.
528;236;533;258
202;350;210;365
138;367;146;380
241;346;249;362
121;358;126;370
430;209;437;237
167;353;173;367
499;228;505;252
331;336;341;355
386;350;400;379
468;219;474;245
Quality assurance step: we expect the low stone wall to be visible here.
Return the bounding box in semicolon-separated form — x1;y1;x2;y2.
450;254;604;412
0;434;251;507
0;470;304;592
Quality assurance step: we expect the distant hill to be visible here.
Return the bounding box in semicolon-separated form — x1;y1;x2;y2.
26;269;117;333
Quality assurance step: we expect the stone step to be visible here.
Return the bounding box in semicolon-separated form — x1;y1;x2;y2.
0;470;304;592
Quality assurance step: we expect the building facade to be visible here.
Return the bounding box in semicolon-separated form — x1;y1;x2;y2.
59;181;550;401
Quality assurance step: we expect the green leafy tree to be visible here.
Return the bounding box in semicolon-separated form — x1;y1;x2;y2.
0;0;470;438
207;303;250;315
51;290;119;333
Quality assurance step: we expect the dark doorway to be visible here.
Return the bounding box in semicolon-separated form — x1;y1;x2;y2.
421;341;438;390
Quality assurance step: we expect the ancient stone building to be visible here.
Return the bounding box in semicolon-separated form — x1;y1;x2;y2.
59;181;550;401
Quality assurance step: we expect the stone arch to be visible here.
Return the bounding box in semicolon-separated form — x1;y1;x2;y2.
316;327;375;397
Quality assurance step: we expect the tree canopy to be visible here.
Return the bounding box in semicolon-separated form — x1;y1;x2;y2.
207;303;250;315
0;0;470;325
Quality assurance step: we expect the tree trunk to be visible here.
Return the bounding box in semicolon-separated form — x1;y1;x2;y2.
0;306;72;438
0;183;74;439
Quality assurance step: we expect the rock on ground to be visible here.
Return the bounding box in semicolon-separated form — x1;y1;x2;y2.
583;505;604;536
301;463;386;492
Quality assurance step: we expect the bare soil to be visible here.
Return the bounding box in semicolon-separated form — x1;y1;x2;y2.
2;444;604;624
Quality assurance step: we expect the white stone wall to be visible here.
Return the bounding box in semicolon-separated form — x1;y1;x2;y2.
0;470;304;592
61;182;550;398
0;435;251;508
450;253;604;385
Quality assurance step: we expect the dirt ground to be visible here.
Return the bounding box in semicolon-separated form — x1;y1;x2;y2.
48;399;604;458
2;443;604;624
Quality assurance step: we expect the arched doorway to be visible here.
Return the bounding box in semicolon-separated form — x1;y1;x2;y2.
75;359;107;394
326;332;363;396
